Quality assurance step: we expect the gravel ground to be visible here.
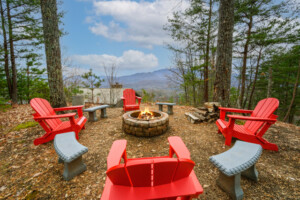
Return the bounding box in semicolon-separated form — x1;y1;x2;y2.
0;103;299;199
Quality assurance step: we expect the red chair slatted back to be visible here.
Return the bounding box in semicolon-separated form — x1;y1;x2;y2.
153;158;178;186
172;158;195;181
123;89;137;105
125;159;152;187
106;164;132;186
30;98;62;130
244;98;279;134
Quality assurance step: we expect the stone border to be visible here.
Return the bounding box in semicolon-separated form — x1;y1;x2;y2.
122;110;169;137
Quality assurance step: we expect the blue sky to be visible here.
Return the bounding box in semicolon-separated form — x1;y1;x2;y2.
60;0;189;76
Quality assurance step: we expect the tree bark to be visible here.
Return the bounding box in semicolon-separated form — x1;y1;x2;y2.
248;48;262;110
40;0;66;108
267;66;273;97
239;16;253;108
213;0;235;106
283;59;300;122
204;0;213;102
6;0;18;106
0;0;12;99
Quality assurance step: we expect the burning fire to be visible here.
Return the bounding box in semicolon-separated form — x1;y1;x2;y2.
138;107;154;120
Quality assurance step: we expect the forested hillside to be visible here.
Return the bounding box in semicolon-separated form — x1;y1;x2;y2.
0;0;299;124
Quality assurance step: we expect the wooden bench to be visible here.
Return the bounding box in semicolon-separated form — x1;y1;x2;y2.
83;105;109;122
156;102;176;115
54;132;88;181
209;141;263;200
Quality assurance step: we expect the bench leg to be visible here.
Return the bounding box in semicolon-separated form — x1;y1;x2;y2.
63;156;87;181
167;105;173;115
158;105;163;111
217;172;243;200
242;165;259;182
88;111;98;122
100;108;107;118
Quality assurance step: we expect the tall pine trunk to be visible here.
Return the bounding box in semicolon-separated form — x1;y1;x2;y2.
213;0;235;106
283;59;300;122
40;0;66;108
267;66;273;97
6;0;18;106
239;17;253;108
0;0;12;99
248;48;262;109
204;0;213;102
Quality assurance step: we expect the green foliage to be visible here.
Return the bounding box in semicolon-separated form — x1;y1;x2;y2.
141;89;155;103
81;69;104;102
255;45;300;122
0;104;11;112
13;121;38;131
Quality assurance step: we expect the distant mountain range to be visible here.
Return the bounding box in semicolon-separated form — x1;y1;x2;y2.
101;68;239;91
102;69;176;91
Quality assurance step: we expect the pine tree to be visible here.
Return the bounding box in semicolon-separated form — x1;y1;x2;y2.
40;0;66;107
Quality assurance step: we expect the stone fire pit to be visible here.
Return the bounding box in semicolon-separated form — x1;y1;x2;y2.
122;110;169;137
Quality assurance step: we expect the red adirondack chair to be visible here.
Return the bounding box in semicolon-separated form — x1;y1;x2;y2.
121;89;142;112
101;136;203;200
216;98;279;151
30;98;87;145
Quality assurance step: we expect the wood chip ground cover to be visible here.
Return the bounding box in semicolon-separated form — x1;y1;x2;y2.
0;104;299;199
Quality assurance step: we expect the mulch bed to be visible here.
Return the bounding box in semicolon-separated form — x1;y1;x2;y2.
0;103;299;199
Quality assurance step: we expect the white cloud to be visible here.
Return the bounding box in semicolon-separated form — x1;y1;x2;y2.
70;50;158;75
87;0;190;48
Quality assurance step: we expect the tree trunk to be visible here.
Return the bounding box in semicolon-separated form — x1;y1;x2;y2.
26;59;30;103
239;17;253;108
283;59;300;122
204;0;213;102
40;0;66;108
248;48;262;109
6;0;18;106
213;0;235;106
0;0;12;99
267;66;273;97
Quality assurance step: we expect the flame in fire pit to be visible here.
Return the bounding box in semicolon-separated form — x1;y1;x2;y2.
138;107;154;120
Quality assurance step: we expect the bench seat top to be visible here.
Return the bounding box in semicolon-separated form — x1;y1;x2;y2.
209;141;262;176
156;102;176;106
83;105;109;112
54;132;88;163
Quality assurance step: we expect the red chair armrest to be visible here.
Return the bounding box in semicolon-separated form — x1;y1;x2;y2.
53;105;84;111
219;107;253;113
168;136;190;159
34;113;76;120
121;97;125;100
227;115;277;122
107;140;127;169
136;97;142;100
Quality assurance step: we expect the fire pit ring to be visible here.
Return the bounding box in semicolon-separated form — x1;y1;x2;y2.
122;110;169;137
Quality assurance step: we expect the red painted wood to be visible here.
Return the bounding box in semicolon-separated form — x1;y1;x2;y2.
126;159;152;187
121;89;141;112
106;164;131;186
215;98;279;151
153;158;178;186
168;136;191;159
102;137;203;200
30;98;87;145
107;140;127;169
